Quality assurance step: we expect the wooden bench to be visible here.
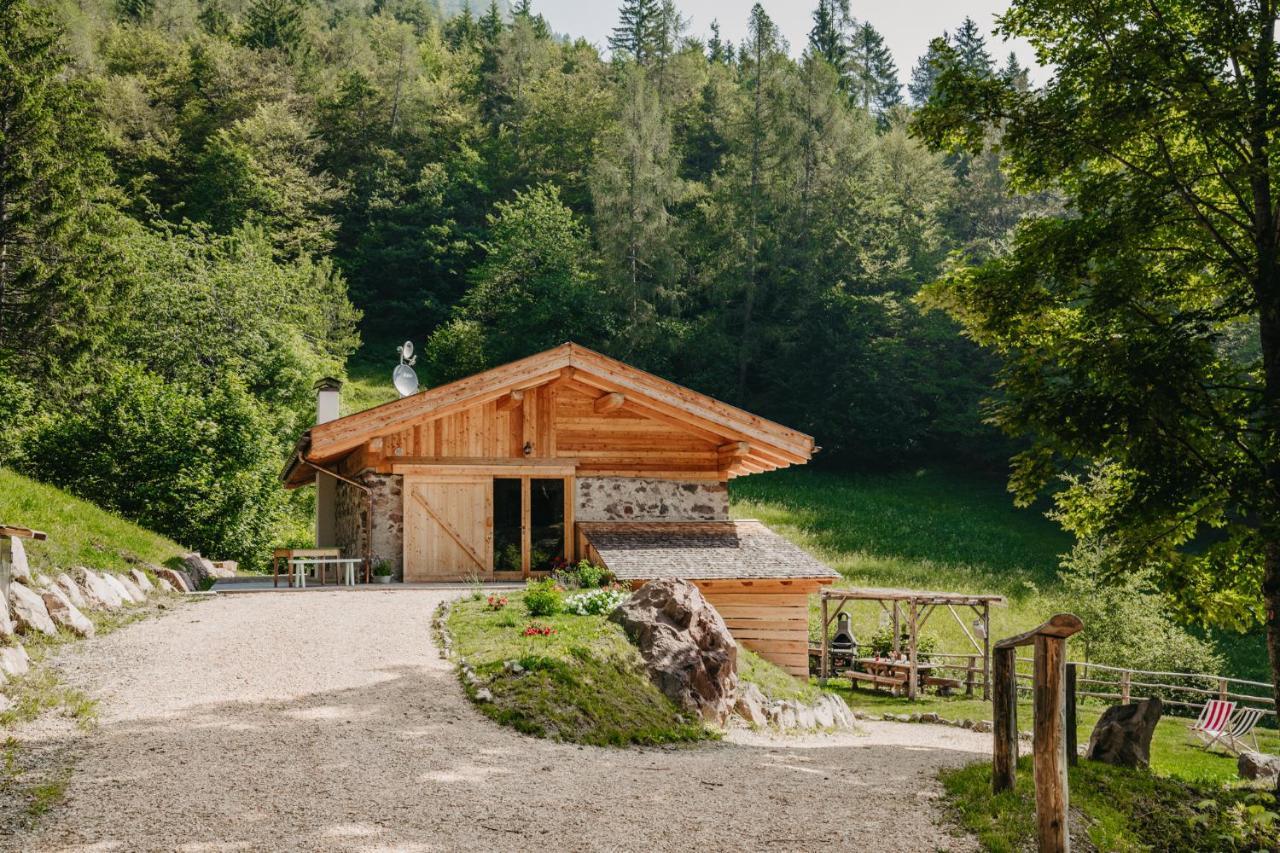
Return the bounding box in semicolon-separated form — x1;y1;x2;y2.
842;670;907;691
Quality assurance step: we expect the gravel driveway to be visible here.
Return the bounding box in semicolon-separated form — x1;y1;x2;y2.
7;590;986;852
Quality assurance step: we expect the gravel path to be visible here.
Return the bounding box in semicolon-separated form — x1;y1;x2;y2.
8;590;986;852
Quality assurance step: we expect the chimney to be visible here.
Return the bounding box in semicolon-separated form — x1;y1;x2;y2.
314;377;342;548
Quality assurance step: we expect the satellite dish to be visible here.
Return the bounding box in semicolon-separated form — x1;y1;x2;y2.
393;363;419;397
393;340;419;397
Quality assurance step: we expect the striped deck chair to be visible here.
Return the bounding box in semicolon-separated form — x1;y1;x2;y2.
1223;707;1267;755
1190;699;1236;751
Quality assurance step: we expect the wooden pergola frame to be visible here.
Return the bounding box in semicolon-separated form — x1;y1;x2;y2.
819;587;1006;700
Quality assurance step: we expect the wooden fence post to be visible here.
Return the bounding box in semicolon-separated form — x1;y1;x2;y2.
1034;635;1069;853
820;594;829;684
1066;663;1078;767
1218;677;1228;702
993;613;1082;853
1120;670;1131;705
965;655;976;697
992;645;1017;793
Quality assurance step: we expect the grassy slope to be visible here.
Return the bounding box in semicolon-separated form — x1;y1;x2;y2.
447;592;711;746
0;469;186;573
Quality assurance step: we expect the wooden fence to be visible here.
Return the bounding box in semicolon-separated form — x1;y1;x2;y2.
1011;658;1275;718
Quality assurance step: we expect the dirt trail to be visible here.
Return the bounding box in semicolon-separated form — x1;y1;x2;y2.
6;590;986;852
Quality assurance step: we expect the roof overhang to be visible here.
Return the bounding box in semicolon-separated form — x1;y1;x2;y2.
283;343;816;486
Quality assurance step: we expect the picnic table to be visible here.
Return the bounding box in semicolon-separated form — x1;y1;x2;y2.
845;658;940;696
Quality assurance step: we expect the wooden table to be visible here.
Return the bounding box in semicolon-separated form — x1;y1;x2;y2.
272;548;340;587
853;658;937;696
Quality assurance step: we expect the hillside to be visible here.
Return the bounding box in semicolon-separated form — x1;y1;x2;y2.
0;469;187;573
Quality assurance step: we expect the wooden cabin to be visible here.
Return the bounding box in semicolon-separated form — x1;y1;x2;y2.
281;343;837;674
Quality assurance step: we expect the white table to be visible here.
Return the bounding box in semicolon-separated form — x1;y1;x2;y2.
288;557;363;587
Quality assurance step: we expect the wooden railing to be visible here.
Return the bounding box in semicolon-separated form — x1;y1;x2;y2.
1012;658;1275;718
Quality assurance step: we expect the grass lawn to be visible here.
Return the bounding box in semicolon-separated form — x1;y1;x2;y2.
0;469;187;573
942;756;1278;852
446;591;712;746
826;683;1280;785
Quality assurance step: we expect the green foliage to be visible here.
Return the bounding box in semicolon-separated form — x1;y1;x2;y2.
523;577;564;617
867;627;938;662
912;1;1280;713
372;558;393;577
738;648;821;703
553;559;609;590
1056;541;1224;677
425;184;609;381
25;366;285;569
941;757;1279;852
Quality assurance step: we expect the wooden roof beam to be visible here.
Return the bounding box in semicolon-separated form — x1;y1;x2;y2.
594;392;625;414
496;389;524;412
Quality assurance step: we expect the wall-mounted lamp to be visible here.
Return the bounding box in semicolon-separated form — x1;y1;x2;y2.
523;441;533;457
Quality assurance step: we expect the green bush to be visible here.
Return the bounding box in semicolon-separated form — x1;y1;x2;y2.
553;560;609;589
868;627;939;662
524;578;563;617
1056;541;1223;676
24;366;285;570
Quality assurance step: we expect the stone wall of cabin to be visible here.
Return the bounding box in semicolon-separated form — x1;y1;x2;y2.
575;477;728;523
335;473;404;579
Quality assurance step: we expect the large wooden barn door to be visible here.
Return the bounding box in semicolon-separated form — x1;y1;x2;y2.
403;477;492;582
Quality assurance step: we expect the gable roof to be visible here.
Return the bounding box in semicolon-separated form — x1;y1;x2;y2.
580;520;839;581
284;343;815;484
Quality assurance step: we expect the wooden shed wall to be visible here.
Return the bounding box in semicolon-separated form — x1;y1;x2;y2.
693;579;819;678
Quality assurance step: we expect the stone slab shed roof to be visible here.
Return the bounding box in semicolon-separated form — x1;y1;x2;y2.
579;520;840;582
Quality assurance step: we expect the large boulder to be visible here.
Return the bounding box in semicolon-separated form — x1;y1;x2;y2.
1238;751;1280;785
1086;697;1163;768
0;588;14;640
8;581;57;636
77;568;123;610
128;569;154;593
8;536;31;584
101;572;138;605
155;568;192;593
156;577;175;593
39;588;94;638
54;573;87;610
116;574;147;603
0;643;30;678
183;552;232;586
610;578;738;725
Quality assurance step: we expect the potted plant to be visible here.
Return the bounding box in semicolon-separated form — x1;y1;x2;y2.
372;558;393;584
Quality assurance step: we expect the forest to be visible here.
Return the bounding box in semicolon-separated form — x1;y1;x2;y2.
1;0;1045;567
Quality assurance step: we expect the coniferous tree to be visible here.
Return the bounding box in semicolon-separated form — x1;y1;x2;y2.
0;0;114;376
807;0;848;75
242;0;307;54
1000;51;1029;91
706;19;730;64
952;16;993;76
591;67;677;350
116;0;155;22
445;3;479;49
848;20;901;119
197;0;231;35
609;0;664;67
908;33;948;105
